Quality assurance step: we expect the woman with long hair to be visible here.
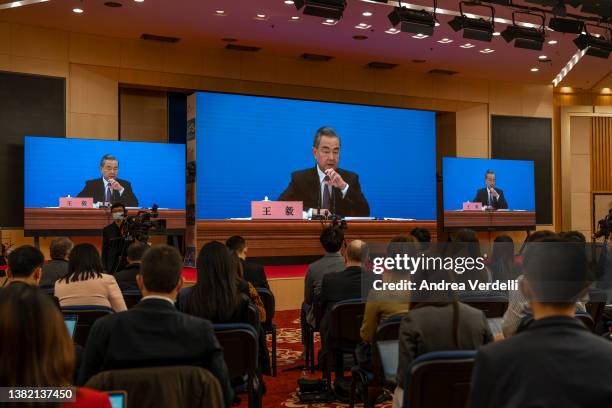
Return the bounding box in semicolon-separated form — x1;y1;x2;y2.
489;235;519;281
54;243;126;312
0;283;111;407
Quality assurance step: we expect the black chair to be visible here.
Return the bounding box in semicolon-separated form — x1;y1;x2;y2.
402;351;477;408
256;288;277;376
122;290;142;309
326;299;366;385
459;291;508;318
587;288;607;332
61;306;113;346
214;323;261;408
350;316;402;408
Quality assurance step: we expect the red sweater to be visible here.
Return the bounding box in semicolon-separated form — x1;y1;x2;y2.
64;388;111;408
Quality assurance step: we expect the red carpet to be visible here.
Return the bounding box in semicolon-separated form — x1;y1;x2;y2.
182;265;307;283
242;309;392;408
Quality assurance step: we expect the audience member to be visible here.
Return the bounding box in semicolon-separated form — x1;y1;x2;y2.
177;241;271;375
114;241;149;292
410;227;431;249
0;243;7;267
393;268;493;408
78;244;233;407
0;283;111;407
488;235;519;282
40;237;73;289
4;245;44;286
470;236;612;407
302;225;346;333
226;235;269;289
55;244;127;312
232;253;267;322
501;230;586;337
449;229;490;283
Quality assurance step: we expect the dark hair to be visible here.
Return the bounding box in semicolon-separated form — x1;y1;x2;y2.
313;126;341;148
0;283;74;395
525;230;556;243
110;202;126;214
185;241;241;322
485;169;495;179
320;225;345;253
523;236;589;306
559;230;587;243
100;153;118;167
49;237;73;260
410;227;431;243
226;235;246;255
140;245;182;293
490;235;517;280
8;245;44;278
63;243;104;283
127;242;149;262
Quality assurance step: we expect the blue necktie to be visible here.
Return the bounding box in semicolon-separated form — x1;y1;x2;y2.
322;178;331;209
105;184;113;204
488;191;492;206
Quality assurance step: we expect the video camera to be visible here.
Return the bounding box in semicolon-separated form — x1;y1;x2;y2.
594;208;612;240
124;204;167;243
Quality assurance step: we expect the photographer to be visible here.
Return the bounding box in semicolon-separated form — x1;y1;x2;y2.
102;202;128;274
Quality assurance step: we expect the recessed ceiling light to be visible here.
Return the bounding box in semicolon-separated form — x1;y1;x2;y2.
435;22;440;27
594;33;601;38
323;19;337;25
291;16;300;20
134;0;144;2
493;31;501;36
548;40;557;45
412;33;429;39
72;7;83;13
385;28;400;35
531;67;539;72
362;11;372;17
284;0;294;4
215;10;225;15
539;55;547;59
437;38;453;44
353;35;368;40
355;23;371;30
480;48;495;53
256;13;267;18
460;43;475;48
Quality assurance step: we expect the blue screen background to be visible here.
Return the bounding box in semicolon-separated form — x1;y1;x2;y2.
442;157;535;210
195;92;437;219
25;137;185;209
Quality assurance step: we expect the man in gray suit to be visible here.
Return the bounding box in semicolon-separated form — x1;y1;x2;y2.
301;225;346;339
39;237;73;289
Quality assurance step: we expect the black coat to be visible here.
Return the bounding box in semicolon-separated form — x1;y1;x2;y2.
102;222;127;274
78;178;138;207
114;263;140;292
470;316;612;408
473;187;508;209
278;167;370;217
241;259;269;289
77;298;234;407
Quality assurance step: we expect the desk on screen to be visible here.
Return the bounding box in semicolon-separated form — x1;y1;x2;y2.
443;211;536;231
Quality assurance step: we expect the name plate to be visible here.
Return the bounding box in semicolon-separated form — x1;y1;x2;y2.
463;201;482;211
251;201;303;220
59;197;93;208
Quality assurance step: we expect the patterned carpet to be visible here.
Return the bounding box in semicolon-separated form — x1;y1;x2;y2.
239;310;392;408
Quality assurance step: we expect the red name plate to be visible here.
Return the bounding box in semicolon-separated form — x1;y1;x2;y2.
463;201;483;211
251;201;303;219
59;197;93;208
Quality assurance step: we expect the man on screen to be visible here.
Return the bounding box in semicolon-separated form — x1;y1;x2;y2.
474;169;508;210
77;154;139;207
278;127;370;217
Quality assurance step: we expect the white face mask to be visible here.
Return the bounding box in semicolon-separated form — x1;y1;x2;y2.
112;212;124;221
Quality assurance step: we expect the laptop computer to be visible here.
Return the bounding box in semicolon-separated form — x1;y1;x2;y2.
64;315;78;339
107;391;127;408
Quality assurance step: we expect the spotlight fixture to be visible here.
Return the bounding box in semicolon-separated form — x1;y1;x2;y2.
573;26;611;59
548;17;584;34
501;11;546;50
295;0;346;20
388;0;438;36
448;2;495;42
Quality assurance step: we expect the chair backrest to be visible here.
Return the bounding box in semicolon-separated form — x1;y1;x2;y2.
122;290;142;309
85;365;224;408
403;351;477;408
459;292;509;318
586;288;607;327
575;311;595;331
213;323;258;380
330;299;366;350
256;288;276;332
61;306;113;346
372;316;402;383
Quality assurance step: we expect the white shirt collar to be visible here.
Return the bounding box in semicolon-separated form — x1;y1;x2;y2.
141;295;175;306
103;177;110;188
316;165;327;183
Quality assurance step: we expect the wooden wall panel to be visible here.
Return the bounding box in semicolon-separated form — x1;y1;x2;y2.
591;117;612;191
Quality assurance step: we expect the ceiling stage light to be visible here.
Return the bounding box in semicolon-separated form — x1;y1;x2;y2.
294;0;346;20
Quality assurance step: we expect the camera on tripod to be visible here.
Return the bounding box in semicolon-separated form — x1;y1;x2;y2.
594;208;612;241
124;204;167;243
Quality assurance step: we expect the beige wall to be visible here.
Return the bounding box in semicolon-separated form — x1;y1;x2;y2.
0;21;555;251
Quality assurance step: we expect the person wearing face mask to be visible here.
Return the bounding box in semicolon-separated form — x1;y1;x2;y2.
102;202;128;274
78;153;139;207
278;127;370;217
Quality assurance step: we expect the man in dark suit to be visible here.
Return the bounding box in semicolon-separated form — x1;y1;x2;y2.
39;237;73;289
114;241;149;292
469;236;612;408
225;235;269;289
102;203;128;274
77;154;138;207
473;169;508;209
78;244;234;408
278;127;370;217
